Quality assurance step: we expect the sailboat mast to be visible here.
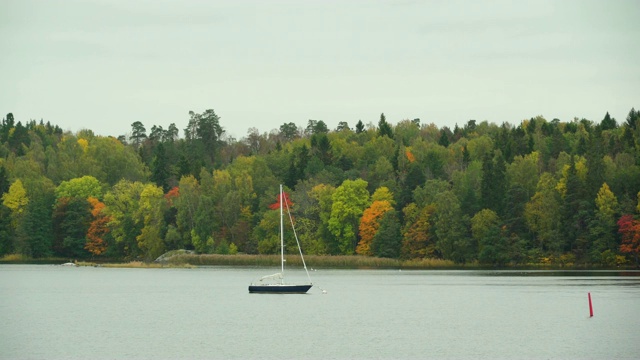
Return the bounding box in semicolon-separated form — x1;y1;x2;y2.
280;184;284;282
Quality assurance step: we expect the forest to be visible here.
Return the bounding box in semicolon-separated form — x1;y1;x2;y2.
1;108;640;267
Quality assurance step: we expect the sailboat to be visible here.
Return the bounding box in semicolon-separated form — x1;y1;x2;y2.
249;185;313;294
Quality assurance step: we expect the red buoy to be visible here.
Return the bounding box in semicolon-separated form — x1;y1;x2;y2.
588;292;593;317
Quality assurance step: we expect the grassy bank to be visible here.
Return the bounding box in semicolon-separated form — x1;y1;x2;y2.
163;254;637;270
97;261;195;269
0;254;69;265
165;253;458;269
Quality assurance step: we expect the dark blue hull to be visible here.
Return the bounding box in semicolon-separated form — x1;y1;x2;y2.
248;284;312;294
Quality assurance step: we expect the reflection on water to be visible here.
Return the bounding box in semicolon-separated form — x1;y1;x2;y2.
1;265;639;359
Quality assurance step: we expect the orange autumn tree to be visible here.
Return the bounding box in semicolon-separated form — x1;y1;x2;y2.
405;148;415;163
85;197;111;256
357;200;393;256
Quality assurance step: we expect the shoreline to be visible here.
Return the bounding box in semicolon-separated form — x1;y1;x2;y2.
1;253;637;271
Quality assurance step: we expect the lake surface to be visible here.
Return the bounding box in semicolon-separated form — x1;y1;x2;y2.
1;265;639;359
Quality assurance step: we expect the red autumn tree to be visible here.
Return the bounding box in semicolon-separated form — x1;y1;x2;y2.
165;186;180;207
269;191;294;210
618;214;640;266
85;197;111;256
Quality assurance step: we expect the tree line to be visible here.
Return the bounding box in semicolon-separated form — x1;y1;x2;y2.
1;108;640;266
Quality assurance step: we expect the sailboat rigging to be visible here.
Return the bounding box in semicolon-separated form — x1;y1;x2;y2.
249;185;313;294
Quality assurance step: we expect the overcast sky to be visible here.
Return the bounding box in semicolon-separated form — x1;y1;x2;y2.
2;0;639;139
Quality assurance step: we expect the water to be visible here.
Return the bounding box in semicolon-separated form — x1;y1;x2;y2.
1;265;639;359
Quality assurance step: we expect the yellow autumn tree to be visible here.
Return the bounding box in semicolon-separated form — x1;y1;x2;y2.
77;138;89;152
2;179;29;231
595;183;618;220
2;179;29;214
556;156;587;197
401;203;436;259
371;186;395;204
357;200;392;256
135;184;167;261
